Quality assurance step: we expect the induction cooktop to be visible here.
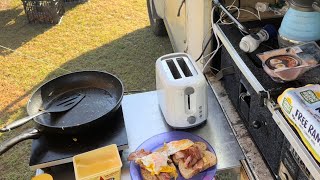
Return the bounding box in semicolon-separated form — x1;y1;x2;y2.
29;106;128;170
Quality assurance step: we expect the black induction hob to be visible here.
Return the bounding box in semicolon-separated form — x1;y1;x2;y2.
29;106;128;170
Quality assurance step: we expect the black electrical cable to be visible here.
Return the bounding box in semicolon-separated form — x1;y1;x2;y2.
177;0;186;16
195;32;215;62
196;0;240;63
195;2;219;62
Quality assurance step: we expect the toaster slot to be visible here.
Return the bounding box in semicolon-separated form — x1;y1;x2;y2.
188;95;191;110
166;59;182;79
177;58;193;77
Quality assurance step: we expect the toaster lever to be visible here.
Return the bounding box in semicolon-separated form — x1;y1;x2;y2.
185;87;195;95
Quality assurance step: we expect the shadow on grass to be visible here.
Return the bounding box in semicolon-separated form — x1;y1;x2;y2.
0;5;52;55
0;1;86;56
47;28;173;92
63;0;89;14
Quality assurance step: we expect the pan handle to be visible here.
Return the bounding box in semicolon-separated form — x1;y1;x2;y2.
0;112;44;132
0;128;40;155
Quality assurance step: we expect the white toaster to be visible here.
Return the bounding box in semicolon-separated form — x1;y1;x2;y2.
156;53;208;129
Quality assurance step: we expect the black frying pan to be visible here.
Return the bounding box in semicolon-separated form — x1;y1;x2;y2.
0;71;124;155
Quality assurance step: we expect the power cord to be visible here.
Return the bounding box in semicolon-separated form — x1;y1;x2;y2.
197;0;262;72
195;32;215;62
196;0;237;62
177;0;186;16
202;6;221;73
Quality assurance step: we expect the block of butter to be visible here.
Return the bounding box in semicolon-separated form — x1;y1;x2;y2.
278;84;320;163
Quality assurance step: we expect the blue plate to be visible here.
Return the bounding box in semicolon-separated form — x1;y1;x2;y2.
129;131;217;180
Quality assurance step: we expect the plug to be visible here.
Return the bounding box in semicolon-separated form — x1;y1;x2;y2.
255;2;270;12
239;24;277;53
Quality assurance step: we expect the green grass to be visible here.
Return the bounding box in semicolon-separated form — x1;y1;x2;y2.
0;0;172;179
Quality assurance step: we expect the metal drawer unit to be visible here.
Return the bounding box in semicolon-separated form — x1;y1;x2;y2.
213;20;320;179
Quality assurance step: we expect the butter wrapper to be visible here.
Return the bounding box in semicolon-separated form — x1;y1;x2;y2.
278;84;320;162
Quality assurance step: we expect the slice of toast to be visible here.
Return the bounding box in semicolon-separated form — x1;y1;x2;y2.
194;142;207;151
178;150;217;179
202;151;217;170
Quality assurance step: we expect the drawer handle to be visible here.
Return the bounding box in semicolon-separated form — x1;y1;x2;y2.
239;92;250;102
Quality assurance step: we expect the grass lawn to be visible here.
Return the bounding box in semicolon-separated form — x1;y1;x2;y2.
0;0;172;179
